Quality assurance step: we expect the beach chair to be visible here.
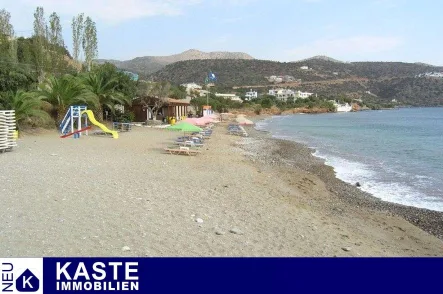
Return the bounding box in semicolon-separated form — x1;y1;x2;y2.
176;136;204;143
164;146;201;156
174;140;204;148
228;128;248;137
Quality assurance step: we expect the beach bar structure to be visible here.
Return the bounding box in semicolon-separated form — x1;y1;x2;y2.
0;110;17;153
131;97;190;122
202;105;213;117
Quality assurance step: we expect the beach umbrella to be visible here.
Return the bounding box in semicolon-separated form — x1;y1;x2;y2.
192;119;207;126
201;116;214;123
239;119;254;125
184;117;198;124
195;117;214;125
166;122;203;133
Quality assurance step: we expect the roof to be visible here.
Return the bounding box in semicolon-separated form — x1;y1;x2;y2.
131;97;190;106
167;98;190;105
215;93;238;97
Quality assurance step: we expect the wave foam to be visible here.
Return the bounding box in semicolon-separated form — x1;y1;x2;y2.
312;151;443;212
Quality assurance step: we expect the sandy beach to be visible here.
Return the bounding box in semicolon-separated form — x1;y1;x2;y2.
1;124;442;257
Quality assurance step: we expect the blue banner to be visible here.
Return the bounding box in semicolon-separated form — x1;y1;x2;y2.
1;258;442;293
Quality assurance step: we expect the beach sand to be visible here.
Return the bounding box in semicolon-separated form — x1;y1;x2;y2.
1;125;442;256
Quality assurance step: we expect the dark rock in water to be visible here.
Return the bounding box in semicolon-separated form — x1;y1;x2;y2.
355;182;361;187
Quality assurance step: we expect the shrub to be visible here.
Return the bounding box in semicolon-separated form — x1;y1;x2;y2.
261;98;273;108
254;105;262;115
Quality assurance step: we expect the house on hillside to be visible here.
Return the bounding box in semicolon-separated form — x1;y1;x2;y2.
215;93;243;103
268;89;295;102
199;90;210;97
245;89;258;101
300;66;309;70
295;91;314;98
130;97;190;122
268;89;314;101
181;82;203;94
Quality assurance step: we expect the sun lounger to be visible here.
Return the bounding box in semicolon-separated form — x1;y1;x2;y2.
176;136;204;143
228;129;248;136
173;140;204;148
164;146;201;156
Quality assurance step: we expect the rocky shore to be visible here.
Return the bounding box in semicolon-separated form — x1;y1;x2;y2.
240;125;443;240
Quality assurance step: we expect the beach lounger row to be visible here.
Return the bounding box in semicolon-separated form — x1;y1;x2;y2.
173;140;204;148
165;126;214;156
227;124;248;137
164;146;201;156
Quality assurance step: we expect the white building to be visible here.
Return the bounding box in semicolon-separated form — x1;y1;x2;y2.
181;82;203;95
245;89;258;100
295;91;314;98
215;93;243;103
268;89;294;101
416;72;443;78
268;89;314;101
330;101;352;112
199;90;210;97
300;66;309;70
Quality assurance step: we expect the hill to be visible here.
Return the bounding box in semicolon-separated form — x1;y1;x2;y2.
294;55;344;63
148;59;443;106
96;49;254;75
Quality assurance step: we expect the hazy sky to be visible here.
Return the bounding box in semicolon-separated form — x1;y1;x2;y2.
3;0;443;65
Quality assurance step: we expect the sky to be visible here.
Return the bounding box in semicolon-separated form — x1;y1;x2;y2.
2;0;443;65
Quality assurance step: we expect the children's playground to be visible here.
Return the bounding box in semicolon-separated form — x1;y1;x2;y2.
59;105;131;139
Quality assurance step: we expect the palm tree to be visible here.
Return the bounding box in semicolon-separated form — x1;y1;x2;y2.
33;74;97;123
81;71;131;121
0;90;51;129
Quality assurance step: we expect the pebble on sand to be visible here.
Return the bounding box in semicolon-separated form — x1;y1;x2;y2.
229;228;244;235
122;246;131;252
195;218;204;223
342;247;352;252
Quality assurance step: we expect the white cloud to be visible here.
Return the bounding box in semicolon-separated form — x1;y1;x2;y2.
286;35;403;60
16;0;203;24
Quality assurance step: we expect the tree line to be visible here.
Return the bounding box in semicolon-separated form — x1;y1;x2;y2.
0;7;136;129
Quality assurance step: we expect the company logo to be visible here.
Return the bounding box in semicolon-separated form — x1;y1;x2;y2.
0;259;43;294
56;261;139;291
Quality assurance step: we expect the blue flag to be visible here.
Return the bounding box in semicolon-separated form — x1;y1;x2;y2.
208;71;217;82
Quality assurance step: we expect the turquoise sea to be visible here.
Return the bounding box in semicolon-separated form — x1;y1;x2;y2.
256;108;443;212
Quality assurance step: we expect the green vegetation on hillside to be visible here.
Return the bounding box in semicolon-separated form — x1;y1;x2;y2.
146;59;443;106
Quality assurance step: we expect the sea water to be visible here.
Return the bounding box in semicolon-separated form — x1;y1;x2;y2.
256;108;443;212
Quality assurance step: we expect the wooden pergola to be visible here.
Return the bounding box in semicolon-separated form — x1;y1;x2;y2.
130;97;190;122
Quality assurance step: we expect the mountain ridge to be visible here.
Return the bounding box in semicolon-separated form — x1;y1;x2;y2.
96;49;254;75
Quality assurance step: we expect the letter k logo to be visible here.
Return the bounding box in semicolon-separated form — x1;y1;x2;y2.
16;269;39;292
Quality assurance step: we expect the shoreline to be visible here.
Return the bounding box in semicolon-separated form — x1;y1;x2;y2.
1;126;442;256
242;119;443;240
